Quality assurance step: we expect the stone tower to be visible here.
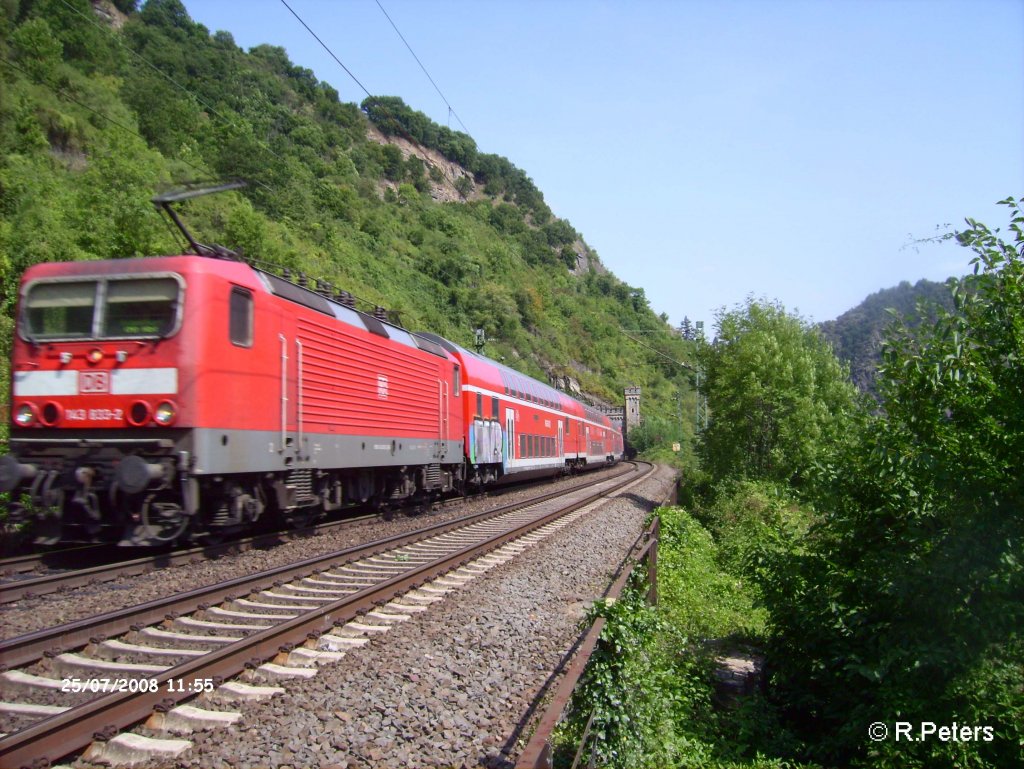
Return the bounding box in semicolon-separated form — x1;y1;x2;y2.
624;386;641;436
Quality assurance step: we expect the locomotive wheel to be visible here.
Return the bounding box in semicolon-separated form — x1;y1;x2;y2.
140;495;190;544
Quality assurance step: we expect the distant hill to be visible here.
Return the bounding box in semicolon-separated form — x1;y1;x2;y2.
819;278;956;394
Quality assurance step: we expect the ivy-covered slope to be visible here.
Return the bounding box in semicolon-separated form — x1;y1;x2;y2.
0;0;699;447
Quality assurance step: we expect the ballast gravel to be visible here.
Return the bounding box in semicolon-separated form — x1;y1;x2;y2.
1;467;625;639
83;463;678;769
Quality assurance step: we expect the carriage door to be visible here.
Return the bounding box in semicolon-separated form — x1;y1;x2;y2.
504;408;516;472
436;378;450;460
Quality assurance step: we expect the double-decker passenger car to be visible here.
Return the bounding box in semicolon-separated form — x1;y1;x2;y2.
419;335;623;486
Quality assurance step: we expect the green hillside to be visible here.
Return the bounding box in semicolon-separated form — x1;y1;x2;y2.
0;0;698;454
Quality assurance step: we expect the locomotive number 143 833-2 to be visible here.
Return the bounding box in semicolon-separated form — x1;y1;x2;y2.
65;408;124;422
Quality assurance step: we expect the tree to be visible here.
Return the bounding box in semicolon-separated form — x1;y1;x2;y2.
678;316;694;340
380;143;404;182
760;199;1024;767
696;297;858;486
27;0;123;73
9;17;63;81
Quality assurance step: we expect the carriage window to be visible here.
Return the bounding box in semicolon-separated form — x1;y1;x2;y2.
476;393;483;418
492;397;499;419
229;287;254;347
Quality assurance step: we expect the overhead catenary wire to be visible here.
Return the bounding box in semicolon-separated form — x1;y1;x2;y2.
61;0;448;197
373;0;471;136
279;0;372;98
618;328;697;372
278;0;468;198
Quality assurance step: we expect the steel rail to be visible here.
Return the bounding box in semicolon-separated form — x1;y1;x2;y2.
0;463;648;769
0;544;113;577
0;515;370;606
0;468;617;604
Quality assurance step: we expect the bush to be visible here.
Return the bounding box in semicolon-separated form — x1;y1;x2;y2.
559;504;819;768
755;200;1024;768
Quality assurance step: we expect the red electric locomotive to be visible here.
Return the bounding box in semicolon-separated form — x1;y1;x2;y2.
2;254;467;545
1;189;622;546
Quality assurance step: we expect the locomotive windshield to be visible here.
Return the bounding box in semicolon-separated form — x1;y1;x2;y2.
22;275;183;341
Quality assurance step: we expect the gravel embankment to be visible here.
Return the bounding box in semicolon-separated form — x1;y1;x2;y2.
107;463;678;769
0;467;625;639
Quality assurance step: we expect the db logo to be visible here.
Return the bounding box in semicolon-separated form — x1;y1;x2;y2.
79;371;110;393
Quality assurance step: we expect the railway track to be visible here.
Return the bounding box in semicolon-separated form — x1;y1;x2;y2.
0;462;649;768
0;514;373;606
0;545;112;577
0;472;592;605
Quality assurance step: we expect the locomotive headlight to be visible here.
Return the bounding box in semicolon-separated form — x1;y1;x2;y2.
40;402;63;427
153;401;177;426
127;400;152;427
14;404;37;427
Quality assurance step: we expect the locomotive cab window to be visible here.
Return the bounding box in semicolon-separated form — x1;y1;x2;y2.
103;278;179;337
22;275;183;341
23;281;95;339
229;287;254;347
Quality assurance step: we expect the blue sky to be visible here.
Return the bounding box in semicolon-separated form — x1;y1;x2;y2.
182;0;1023;329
